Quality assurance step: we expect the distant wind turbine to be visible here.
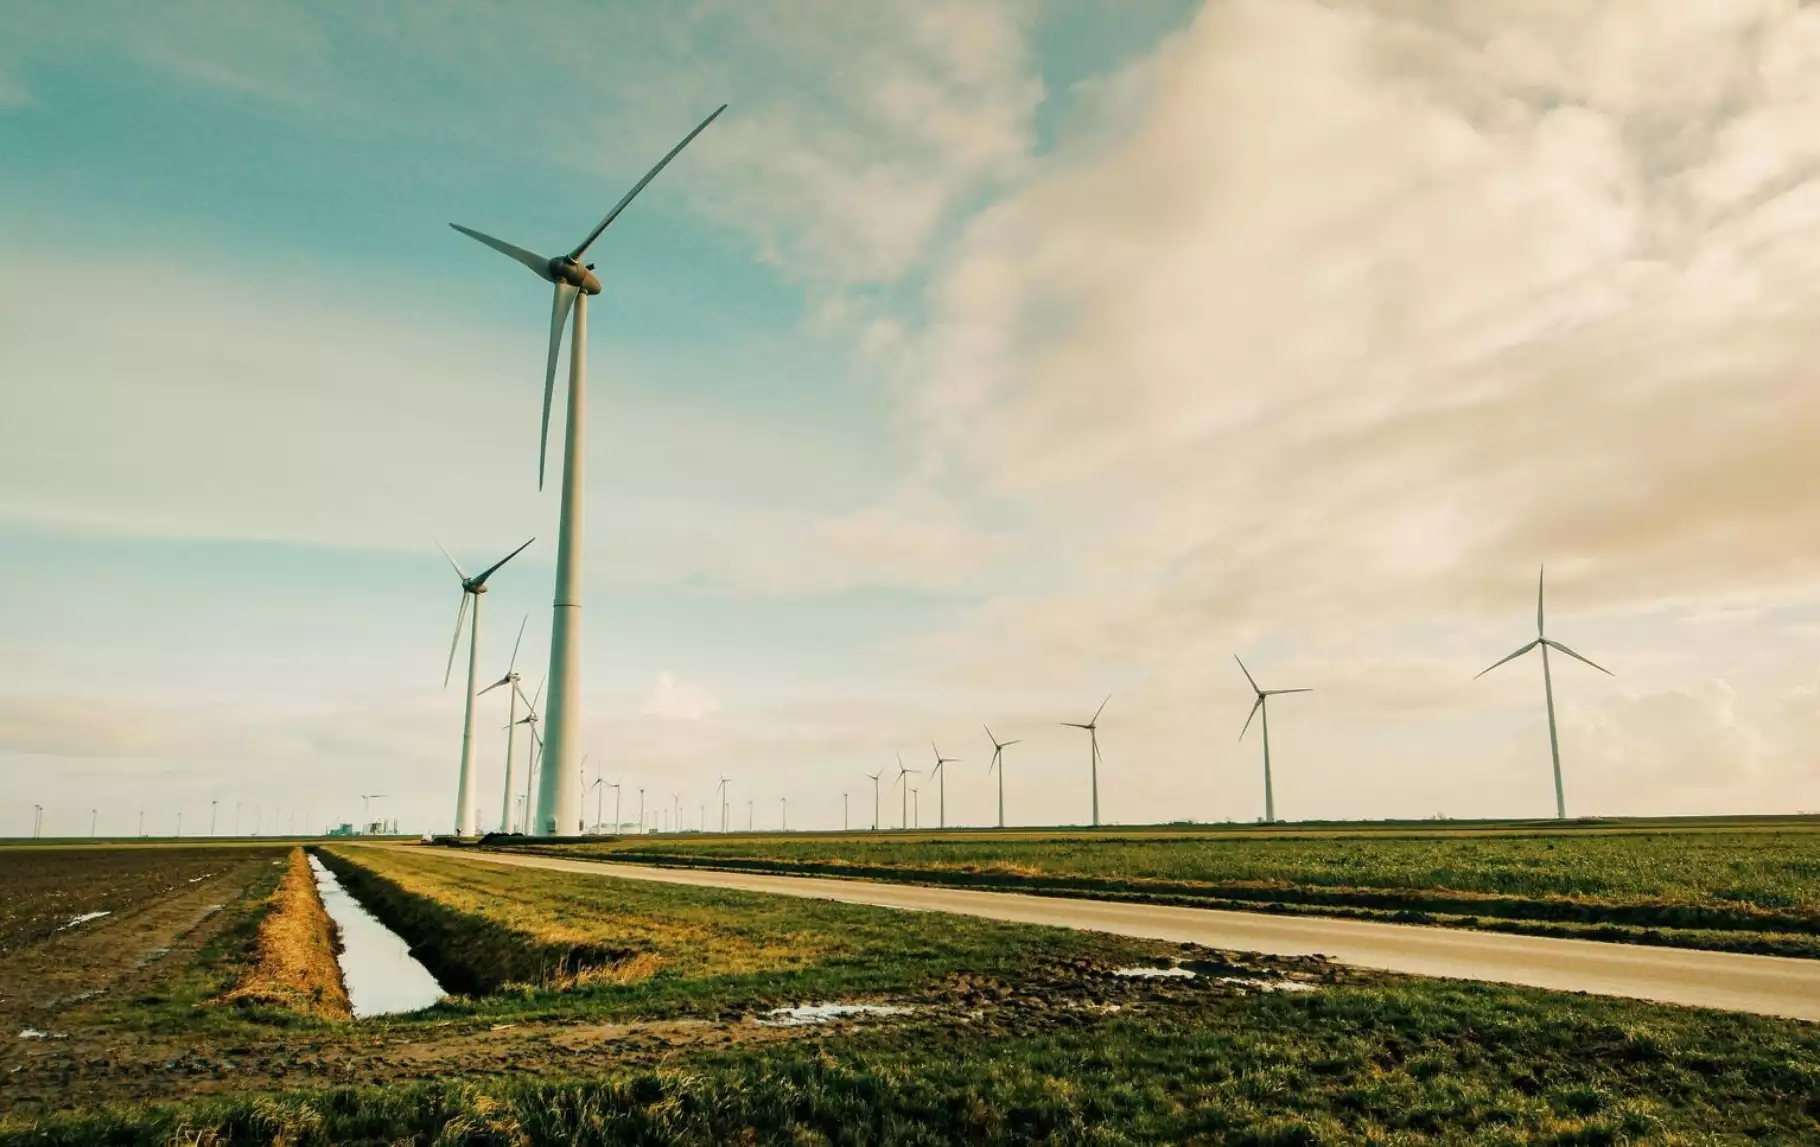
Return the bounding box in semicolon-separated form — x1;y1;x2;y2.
929;742;957;829
895;753;919;830
450;105;726;838
1060;697;1110;827
865;771;882;831
715;776;732;833
1236;656;1310;825
510;675;546;827
984;726;1020;829
479;616;531;832
438;537;535;837
1476;566;1613;820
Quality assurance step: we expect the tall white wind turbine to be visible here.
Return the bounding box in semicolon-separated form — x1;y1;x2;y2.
1060;697;1110;828
450;106;726;837
478;616;530;832
1476;566;1613;820
929;742;957;829
1236;656;1309;825
984;726;1019;829
895;753;919;830
864;771;882;831
440;538;535;837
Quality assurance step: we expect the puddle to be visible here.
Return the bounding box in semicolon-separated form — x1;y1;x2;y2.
1218;976;1317;993
58;911;111;931
1113;966;1196;979
755;1003;916;1027
307;855;444;1018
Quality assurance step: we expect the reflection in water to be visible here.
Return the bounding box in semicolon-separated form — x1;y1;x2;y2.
308;854;444;1018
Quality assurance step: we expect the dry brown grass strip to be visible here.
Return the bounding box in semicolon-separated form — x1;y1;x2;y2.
219;847;350;1020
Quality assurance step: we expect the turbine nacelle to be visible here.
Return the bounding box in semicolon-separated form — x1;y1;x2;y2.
549;256;602;295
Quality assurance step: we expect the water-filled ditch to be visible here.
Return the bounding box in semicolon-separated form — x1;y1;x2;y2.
307;854;444;1017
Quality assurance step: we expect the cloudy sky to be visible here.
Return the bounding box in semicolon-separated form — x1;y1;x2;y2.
5;0;1820;838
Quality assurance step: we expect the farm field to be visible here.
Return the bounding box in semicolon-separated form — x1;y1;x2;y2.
513;817;1820;959
3;841;1818;1144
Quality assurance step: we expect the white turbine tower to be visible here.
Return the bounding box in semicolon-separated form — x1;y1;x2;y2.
450;106;726;837
1060;697;1109;828
864;771;882;831
984;726;1019;830
439;539;534;837
1477;566;1613;820
1236;656;1310;826
513;675;546;824
895;754;919;830
478;616;530;832
929;742;957;829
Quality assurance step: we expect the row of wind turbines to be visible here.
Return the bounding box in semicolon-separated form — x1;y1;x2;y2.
846;567;1610;830
423;102;1610;836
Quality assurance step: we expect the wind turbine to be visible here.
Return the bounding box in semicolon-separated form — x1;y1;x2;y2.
1060;697;1110;828
1476;566;1613;820
479;616;530;832
864;771;882;831
984;726;1019;829
715;776;732;833
895;753;919;830
450;105;727;838
361;794;387;829
929;742;957;829
1236;657;1310;825
438;538;536;836
511;675;546;828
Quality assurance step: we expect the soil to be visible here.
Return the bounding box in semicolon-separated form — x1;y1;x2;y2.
0;846;284;957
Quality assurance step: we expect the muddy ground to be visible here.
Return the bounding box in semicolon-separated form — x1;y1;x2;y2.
0;845;284;957
2;933;1340;1116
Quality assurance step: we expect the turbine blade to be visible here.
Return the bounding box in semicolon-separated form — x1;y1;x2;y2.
1544;638;1613;676
443;592;470;687
1266;688;1313;695
508;615;528;674
1537;565;1546;636
449;224;550;278
1474;640;1540;679
540;284;579;490
1091;694;1110;724
1004;739;1021;747
1060;722;1088;729
435;540;468;582
569;105;728;259
1238;695;1262;741
479;674;512;696
1235;655;1262;693
473;536;536;587
530;674;546;709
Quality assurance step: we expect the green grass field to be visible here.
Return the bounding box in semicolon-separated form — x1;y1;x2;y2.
6;840;1819;1143
509;817;1820;958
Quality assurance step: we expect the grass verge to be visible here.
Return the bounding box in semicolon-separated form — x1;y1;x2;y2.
314;845;1233;1022
217;848;350;1020
506;824;1820;959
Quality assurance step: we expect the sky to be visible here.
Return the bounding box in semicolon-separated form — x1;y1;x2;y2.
4;0;1820;838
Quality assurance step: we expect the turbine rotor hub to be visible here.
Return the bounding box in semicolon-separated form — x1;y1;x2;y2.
549;257;603;295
